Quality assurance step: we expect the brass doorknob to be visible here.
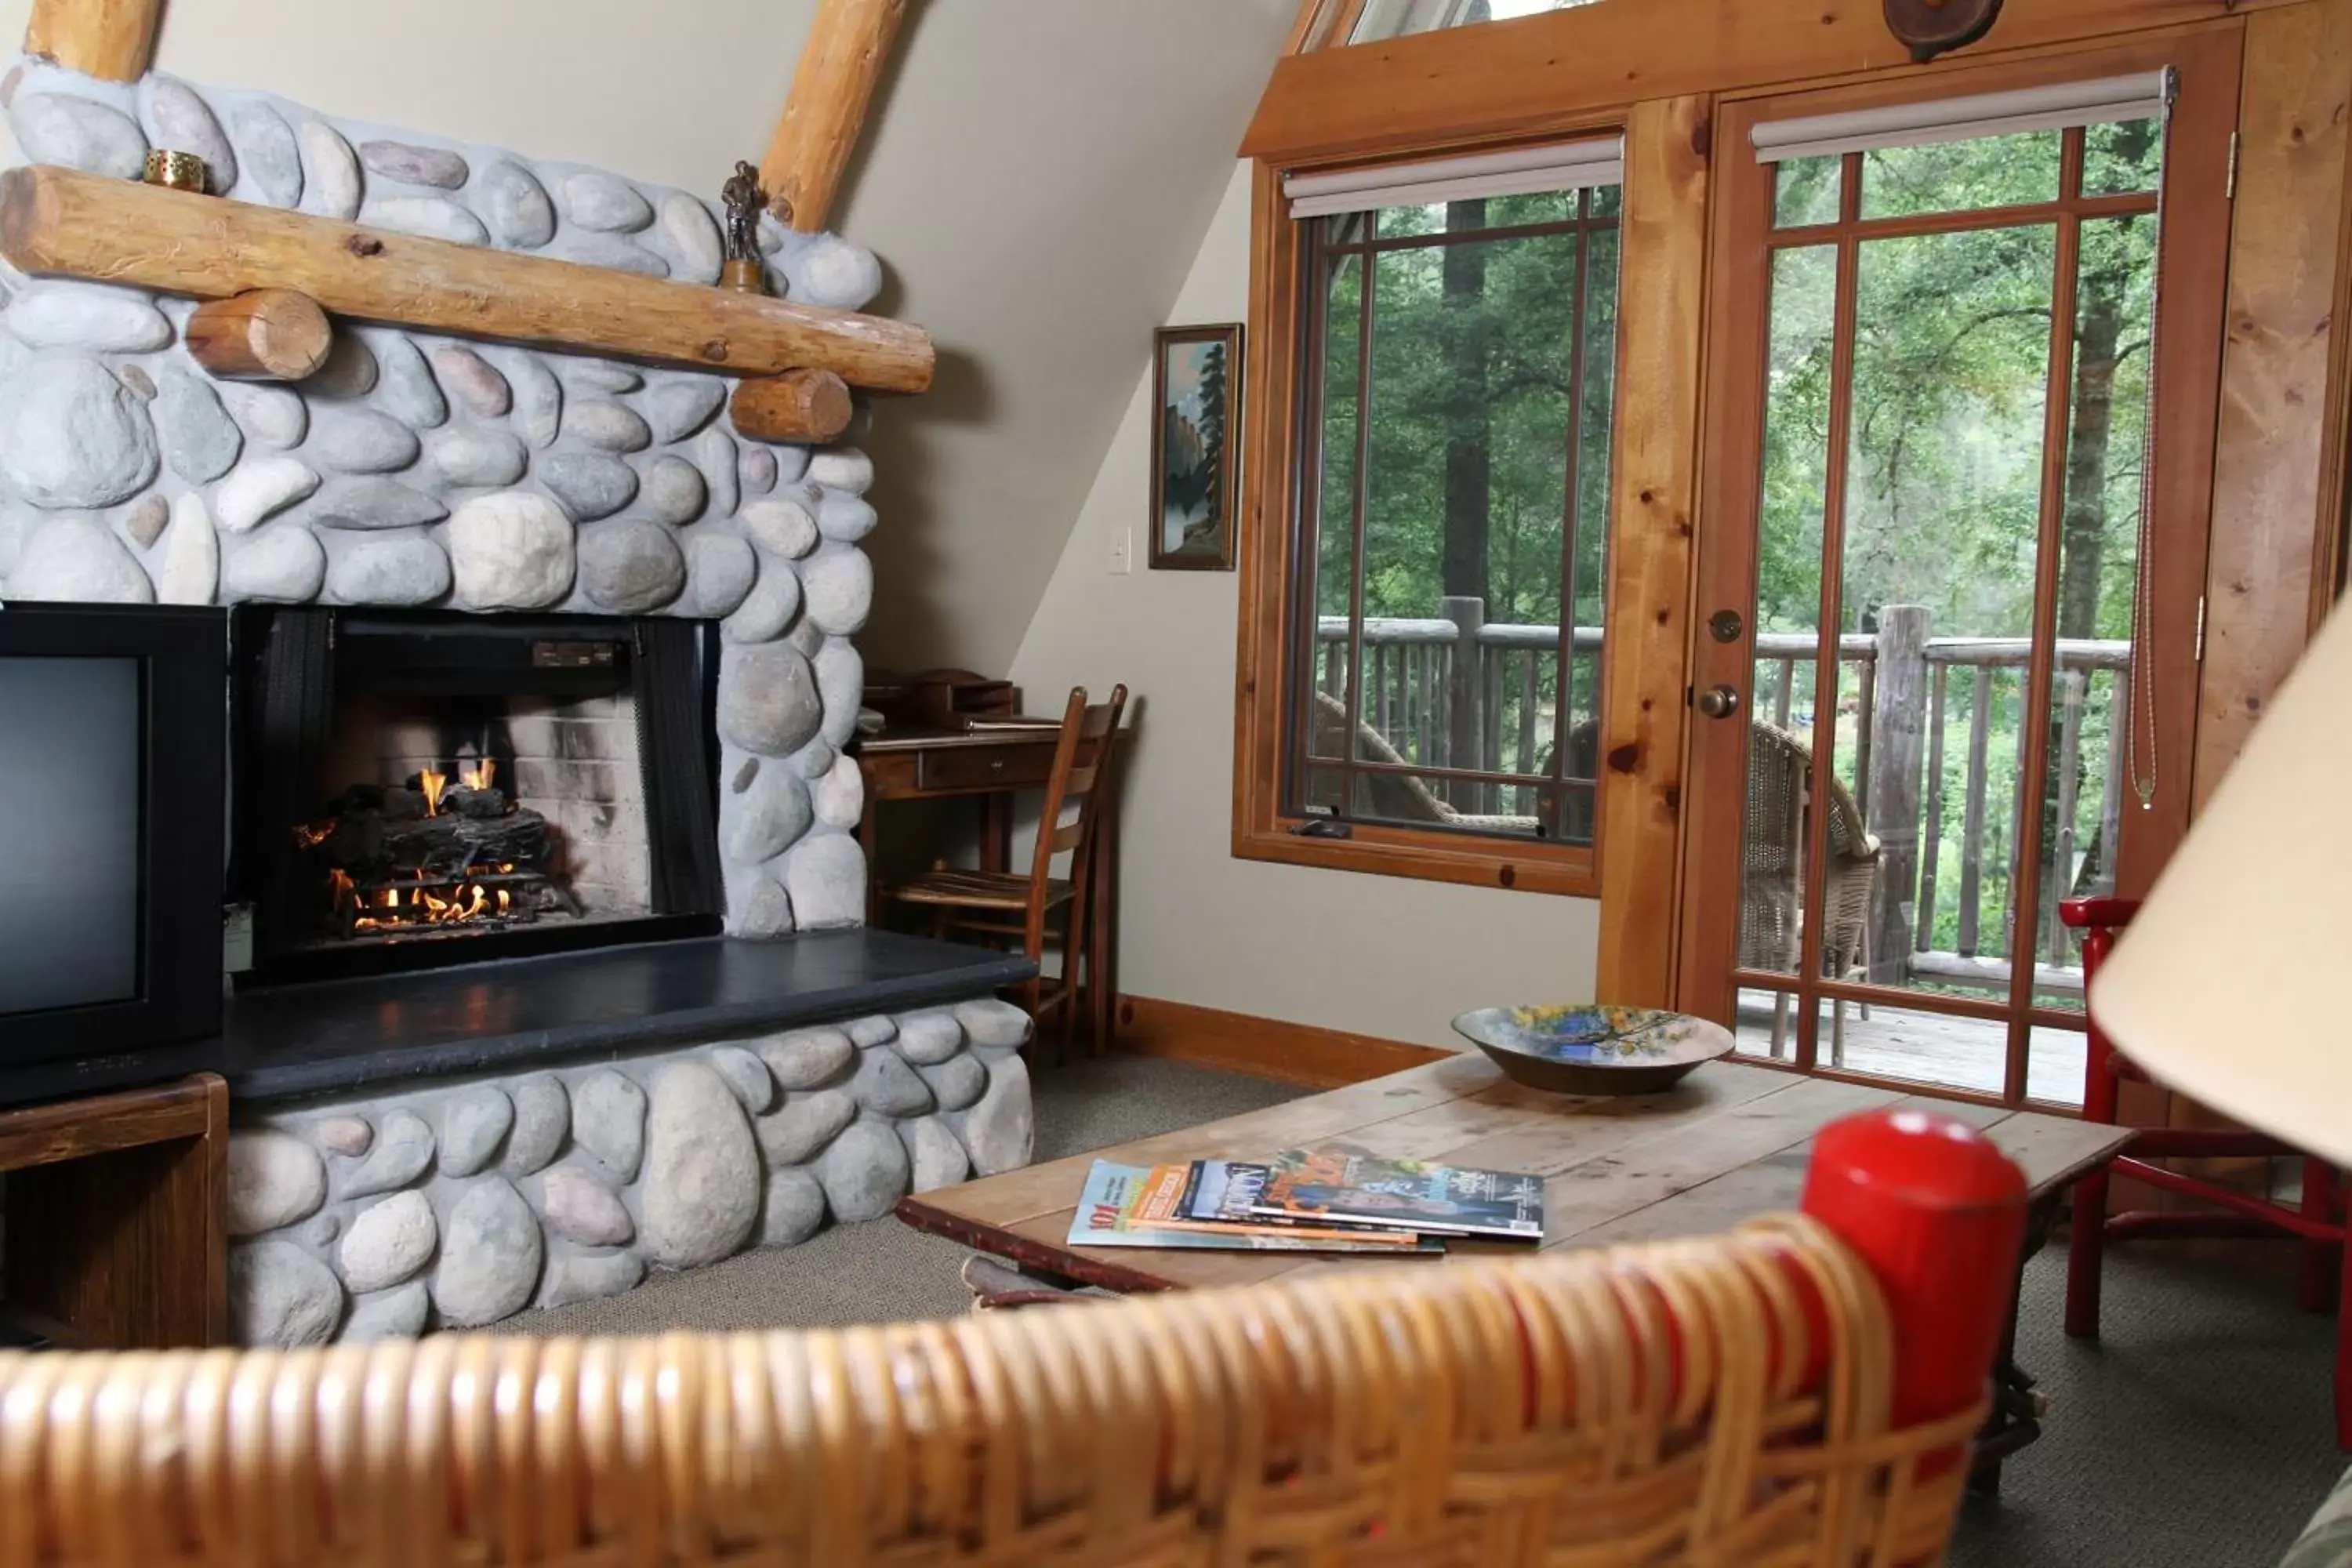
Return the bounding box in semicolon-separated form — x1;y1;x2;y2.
1697;684;1742;719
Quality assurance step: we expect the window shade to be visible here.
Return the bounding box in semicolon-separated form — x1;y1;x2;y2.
1283;136;1624;220
1751;71;2174;165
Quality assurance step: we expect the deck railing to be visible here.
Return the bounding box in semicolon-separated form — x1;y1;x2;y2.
1315;601;2129;990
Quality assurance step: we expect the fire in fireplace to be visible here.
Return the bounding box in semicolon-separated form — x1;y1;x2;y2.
234;608;725;985
298;750;569;940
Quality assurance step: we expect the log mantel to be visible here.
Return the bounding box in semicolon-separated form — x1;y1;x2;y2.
0;164;935;394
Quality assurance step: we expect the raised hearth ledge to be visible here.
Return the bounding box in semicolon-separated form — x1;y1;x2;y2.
224;931;1034;1102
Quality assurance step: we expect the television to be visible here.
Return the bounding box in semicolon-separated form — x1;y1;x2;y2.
0;603;226;1107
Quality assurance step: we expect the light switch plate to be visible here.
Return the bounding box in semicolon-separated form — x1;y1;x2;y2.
1109;527;1134;575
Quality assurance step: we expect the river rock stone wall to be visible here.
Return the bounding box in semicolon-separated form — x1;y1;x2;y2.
226;999;1033;1345
0;57;884;934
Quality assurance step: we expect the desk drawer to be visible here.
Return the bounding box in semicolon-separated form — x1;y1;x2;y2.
919;745;1053;792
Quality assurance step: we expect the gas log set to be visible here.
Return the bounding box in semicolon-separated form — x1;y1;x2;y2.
294;757;578;941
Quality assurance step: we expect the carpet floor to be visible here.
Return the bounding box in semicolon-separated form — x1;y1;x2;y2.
516;1056;2343;1566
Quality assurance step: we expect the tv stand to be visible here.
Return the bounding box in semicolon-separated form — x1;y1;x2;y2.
0;1074;229;1348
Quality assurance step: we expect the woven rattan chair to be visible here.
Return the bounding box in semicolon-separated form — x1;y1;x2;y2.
1743;721;1882;1065
0;1109;2025;1567
1308;689;1541;835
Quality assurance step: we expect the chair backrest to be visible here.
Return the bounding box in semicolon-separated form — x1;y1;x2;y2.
0;1192;2011;1566
1024;684;1127;927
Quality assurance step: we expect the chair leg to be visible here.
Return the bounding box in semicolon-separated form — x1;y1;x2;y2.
2063;1165;2109;1340
2301;1160;2340;1316
2336;1220;2352;1452
1771;993;1791;1061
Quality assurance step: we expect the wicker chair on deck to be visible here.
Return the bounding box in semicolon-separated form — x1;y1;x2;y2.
0;1108;2026;1568
1742;721;1882;1065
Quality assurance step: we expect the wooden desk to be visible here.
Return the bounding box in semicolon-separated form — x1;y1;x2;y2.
853;726;1123;1050
0;1073;230;1348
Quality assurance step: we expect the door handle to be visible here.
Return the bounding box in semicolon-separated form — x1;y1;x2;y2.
1697;684;1742;720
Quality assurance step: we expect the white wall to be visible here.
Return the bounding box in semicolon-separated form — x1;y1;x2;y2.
1008;165;1603;1052
0;0;1294;673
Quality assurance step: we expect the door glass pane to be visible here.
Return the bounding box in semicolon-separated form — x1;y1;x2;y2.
1813;996;2009;1095
2084;117;2165;197
1774;156;1844;229
1734;985;1800;1061
1861;130;2062;220
1741;245;1838;980
2027;1022;2089;1108
1824;223;2056;1004
1307;242;1363;759
2027;209;2160;1007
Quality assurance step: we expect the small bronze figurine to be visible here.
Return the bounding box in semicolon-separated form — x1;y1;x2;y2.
720;160;768;294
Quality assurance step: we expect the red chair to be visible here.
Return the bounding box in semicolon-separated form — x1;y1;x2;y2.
2063;895;2352;1447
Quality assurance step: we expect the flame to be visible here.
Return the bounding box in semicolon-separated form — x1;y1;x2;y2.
497;889;511;914
459;758;495;793
419;768;448;816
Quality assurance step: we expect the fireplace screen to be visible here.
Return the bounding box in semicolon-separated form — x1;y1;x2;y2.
236;609;723;985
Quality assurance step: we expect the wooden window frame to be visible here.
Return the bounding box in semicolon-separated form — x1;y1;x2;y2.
1232;107;1696;911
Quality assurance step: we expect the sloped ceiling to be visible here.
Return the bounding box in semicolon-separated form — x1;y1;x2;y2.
0;0;1291;670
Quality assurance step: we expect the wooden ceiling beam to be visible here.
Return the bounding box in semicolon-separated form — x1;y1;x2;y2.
0;165;936;393
23;0;164;83
1243;0;2308;166
759;0;908;234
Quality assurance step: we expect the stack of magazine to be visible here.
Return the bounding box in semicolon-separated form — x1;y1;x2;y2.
1069;1146;1545;1254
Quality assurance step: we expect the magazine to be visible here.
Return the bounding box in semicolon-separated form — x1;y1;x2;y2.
1068;1162;1441;1253
1254;1147;1547;1241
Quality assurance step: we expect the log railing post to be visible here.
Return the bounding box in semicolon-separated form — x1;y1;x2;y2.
1442;595;1485;809
1864;605;1931;983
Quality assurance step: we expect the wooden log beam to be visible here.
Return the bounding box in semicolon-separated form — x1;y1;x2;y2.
184;289;332;379
24;0;163;82
731;368;853;444
0;165;935;394
760;0;908;233
1243;0;2303;165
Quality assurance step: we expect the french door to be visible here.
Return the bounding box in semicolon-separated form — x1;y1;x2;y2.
1678;33;2241;1108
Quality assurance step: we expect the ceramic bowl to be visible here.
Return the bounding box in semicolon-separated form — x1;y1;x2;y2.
1451;1004;1737;1095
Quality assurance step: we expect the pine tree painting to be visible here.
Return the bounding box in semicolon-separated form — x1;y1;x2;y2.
1152;325;1242;569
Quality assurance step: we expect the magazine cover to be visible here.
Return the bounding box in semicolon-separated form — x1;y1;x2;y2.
1254;1147;1547;1240
1068;1162;1441;1253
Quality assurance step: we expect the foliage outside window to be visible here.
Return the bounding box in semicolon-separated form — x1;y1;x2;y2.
1289;185;1621;847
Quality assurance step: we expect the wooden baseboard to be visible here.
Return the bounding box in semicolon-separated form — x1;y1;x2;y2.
1111;996;1454;1089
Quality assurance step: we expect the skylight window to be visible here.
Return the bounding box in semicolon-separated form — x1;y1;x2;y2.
1348;0;1604;46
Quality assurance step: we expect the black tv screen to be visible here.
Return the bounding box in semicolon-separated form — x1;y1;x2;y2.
0;656;143;1014
0;604;224;1105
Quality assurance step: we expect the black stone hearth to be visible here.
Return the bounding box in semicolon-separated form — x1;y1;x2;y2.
223;931;1035;1102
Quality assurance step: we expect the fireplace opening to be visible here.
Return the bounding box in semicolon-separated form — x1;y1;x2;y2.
233;608;724;987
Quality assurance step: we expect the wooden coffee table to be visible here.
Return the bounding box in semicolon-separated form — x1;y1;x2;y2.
896;1054;2128;1488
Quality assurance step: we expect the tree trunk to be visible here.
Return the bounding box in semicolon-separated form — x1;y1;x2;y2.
1441;198;1491;603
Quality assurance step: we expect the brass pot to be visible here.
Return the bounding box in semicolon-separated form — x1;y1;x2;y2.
141;149;208;193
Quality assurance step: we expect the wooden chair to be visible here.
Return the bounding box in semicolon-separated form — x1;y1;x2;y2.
0;1107;2026;1567
1742;722;1882;1065
2063;895;2352;1448
887;684;1127;1061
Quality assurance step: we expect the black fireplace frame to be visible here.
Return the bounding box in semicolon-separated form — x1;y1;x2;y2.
230;607;724;988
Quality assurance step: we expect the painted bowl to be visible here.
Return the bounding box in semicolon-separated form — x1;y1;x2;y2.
1451;1004;1737;1095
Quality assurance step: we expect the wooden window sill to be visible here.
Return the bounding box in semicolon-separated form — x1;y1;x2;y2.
1232;818;1599;898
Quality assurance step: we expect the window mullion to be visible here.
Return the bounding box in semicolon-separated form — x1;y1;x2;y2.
1341;241;1379;818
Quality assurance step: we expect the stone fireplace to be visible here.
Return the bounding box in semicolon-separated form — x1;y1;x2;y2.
0;54;1034;1343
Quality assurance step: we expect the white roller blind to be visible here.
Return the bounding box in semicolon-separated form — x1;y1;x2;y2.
1751;71;2174;165
1284;136;1624;220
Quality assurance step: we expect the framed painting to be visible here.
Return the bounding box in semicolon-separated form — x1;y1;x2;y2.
1149;324;1243;571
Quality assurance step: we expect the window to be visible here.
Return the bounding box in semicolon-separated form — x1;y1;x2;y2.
1285;155;1624;849
1312;0;1609;50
